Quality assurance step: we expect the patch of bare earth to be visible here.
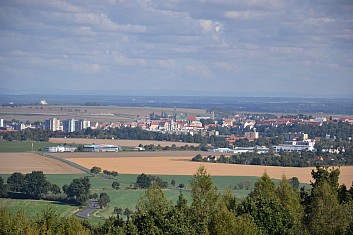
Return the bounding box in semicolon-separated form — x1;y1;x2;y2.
52;151;353;186
50;138;197;147
0;153;83;174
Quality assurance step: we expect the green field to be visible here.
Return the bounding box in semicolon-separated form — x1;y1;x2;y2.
0;172;309;221
0;173;260;219
0;141;61;152
0;198;78;218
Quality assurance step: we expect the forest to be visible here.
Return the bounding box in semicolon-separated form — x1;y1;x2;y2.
1;166;353;234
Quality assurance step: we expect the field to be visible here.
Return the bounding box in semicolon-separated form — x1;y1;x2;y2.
0;141;59;152
0;153;83;174
50;138;197;147
0;173;260;220
0;105;208;123
0;198;78;218
52;151;353;186
1;149;352;220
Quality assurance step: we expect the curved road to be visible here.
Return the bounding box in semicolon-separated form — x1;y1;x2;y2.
77;199;99;218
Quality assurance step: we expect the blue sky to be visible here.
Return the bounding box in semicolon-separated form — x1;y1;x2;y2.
0;0;352;98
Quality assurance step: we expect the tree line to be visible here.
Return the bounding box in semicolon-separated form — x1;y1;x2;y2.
255;121;353;140
1;166;353;234
0;171;92;206
192;150;353;167
0;126;229;147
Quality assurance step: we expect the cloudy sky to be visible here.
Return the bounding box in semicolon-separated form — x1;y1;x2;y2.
0;0;352;98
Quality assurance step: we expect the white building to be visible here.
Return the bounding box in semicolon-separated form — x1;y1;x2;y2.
44;146;77;152
273;140;315;153
82;119;91;129
83;144;121;152
45;118;61;131
0;119;3;128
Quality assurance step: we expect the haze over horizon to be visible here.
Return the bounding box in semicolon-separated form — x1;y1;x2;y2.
0;1;352;98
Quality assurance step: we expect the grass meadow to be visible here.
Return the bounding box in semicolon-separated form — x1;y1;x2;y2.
0;173;269;220
0;198;79;218
0;141;64;152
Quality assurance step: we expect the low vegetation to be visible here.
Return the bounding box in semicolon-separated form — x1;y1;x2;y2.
1;166;353;234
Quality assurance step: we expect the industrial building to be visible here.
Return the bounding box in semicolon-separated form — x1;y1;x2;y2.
83;144;121;152
44;146;77;152
273;140;315;153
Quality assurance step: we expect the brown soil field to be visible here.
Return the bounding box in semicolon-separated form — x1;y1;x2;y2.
0;153;83;174
0;105;208;122
50;138;197;147
52;151;353;186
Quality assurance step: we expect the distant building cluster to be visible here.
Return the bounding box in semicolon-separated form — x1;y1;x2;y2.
1;110;353;155
44;118;91;132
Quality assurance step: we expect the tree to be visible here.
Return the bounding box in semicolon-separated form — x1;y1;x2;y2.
124;208;133;220
50;184;61;195
134;183;173;234
23;171;51;199
113;207;123;217
288;176;300;190
190;166;218;234
111;171;119;177
311;166;340;190
192;154;203;162
171;179;176;187
99;192;110;208
90;166;102;174
178;183;185;189
251;171;278;200
65;177;91;205
308;180;346;234
112;181;120;190
277;175;305;234
240;196;292;235
136;173;151;189
7;172;25;192
210;203;260;235
0;176;7;197
239;172;294;234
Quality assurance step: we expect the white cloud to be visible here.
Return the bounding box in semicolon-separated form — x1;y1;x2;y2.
113;52;147;66
199;19;223;33
224;10;265;20
157;59;176;69
72;63;103;73
186;65;210;77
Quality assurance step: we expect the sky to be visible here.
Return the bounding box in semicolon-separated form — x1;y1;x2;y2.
0;0;352;98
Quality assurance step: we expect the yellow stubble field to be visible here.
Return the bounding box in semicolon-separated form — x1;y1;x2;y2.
52;151;353;186
0;153;83;174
